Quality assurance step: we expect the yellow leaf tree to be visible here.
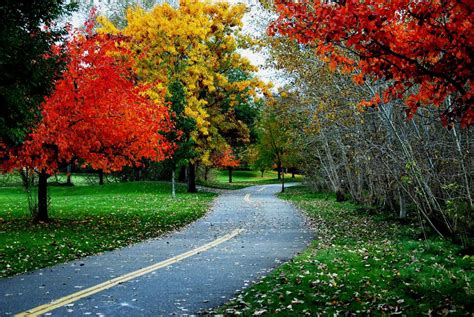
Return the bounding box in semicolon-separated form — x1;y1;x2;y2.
98;0;269;192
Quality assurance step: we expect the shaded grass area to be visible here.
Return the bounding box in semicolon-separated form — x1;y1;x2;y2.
0;181;216;278
198;169;303;190
219;187;473;316
0;172;109;187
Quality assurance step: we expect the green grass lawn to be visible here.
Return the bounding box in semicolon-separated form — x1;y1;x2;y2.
0;180;216;277
198;169;303;190
219;186;473;316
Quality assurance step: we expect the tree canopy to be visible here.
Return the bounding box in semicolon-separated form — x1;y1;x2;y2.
98;0;269;167
270;0;474;127
7;24;173;175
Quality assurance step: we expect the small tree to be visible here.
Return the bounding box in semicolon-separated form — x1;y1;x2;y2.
246;145;272;178
214;146;240;183
256;92;298;192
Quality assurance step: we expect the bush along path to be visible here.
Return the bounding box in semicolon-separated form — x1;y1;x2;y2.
0;184;312;316
218;186;473;316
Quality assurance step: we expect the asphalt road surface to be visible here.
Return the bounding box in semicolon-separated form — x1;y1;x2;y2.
0;183;313;316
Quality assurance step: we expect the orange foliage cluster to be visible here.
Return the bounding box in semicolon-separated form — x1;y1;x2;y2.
213;146;240;168
270;0;474;127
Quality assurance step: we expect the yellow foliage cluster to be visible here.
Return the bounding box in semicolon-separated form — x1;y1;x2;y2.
98;0;269;163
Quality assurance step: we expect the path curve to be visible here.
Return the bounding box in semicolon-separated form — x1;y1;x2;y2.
0;184;313;316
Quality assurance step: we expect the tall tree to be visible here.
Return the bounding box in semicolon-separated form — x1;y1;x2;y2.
165;79;197;198
5;22;173;222
0;0;75;149
256;94;295;191
270;0;474;127
98;0;269;192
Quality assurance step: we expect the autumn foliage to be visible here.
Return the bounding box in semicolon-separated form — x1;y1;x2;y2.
98;0;269;166
270;0;474;127
213;146;240;169
6;20;173;175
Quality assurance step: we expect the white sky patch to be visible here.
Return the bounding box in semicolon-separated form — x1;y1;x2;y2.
237;0;287;90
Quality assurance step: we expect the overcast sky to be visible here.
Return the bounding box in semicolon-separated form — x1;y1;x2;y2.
238;1;286;89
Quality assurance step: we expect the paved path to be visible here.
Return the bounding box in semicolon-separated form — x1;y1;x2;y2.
0;184;313;316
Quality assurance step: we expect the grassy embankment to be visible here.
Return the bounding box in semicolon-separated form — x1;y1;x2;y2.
198;169;303;190
0;174;215;277
219;186;473;316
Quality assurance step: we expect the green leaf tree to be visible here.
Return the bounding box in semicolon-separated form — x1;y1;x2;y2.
0;0;75;148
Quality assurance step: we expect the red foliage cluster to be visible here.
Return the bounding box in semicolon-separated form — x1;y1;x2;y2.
5;24;174;174
270;0;474;127
214;147;240;168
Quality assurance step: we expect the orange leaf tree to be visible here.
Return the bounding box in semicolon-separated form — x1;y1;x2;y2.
269;0;474;127
213;146;240;183
6;22;173;222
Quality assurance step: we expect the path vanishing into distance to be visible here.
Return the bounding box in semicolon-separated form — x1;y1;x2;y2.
0;184;313;316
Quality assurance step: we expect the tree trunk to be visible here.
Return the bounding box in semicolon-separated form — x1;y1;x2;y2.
336;188;345;202
172;169;176;199
281;167;285;193
277;161;282;180
228;167;233;183
320;130;341;192
204;166;209;181
291;168;295;178
66;164;72;186
135;167;141;181
452;127;473;208
260;169;264;178
98;169;104;185
20;167;31;188
399;188;407;219
187;162;197;193
178;166;186;182
37;170;49;222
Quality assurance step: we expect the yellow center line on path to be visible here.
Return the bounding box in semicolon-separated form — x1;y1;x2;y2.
257;186;267;192
15;228;245;317
244;193;251;203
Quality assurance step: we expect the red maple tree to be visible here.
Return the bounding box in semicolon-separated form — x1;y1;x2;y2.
214;146;240;183
6;19;173;221
270;0;474;127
